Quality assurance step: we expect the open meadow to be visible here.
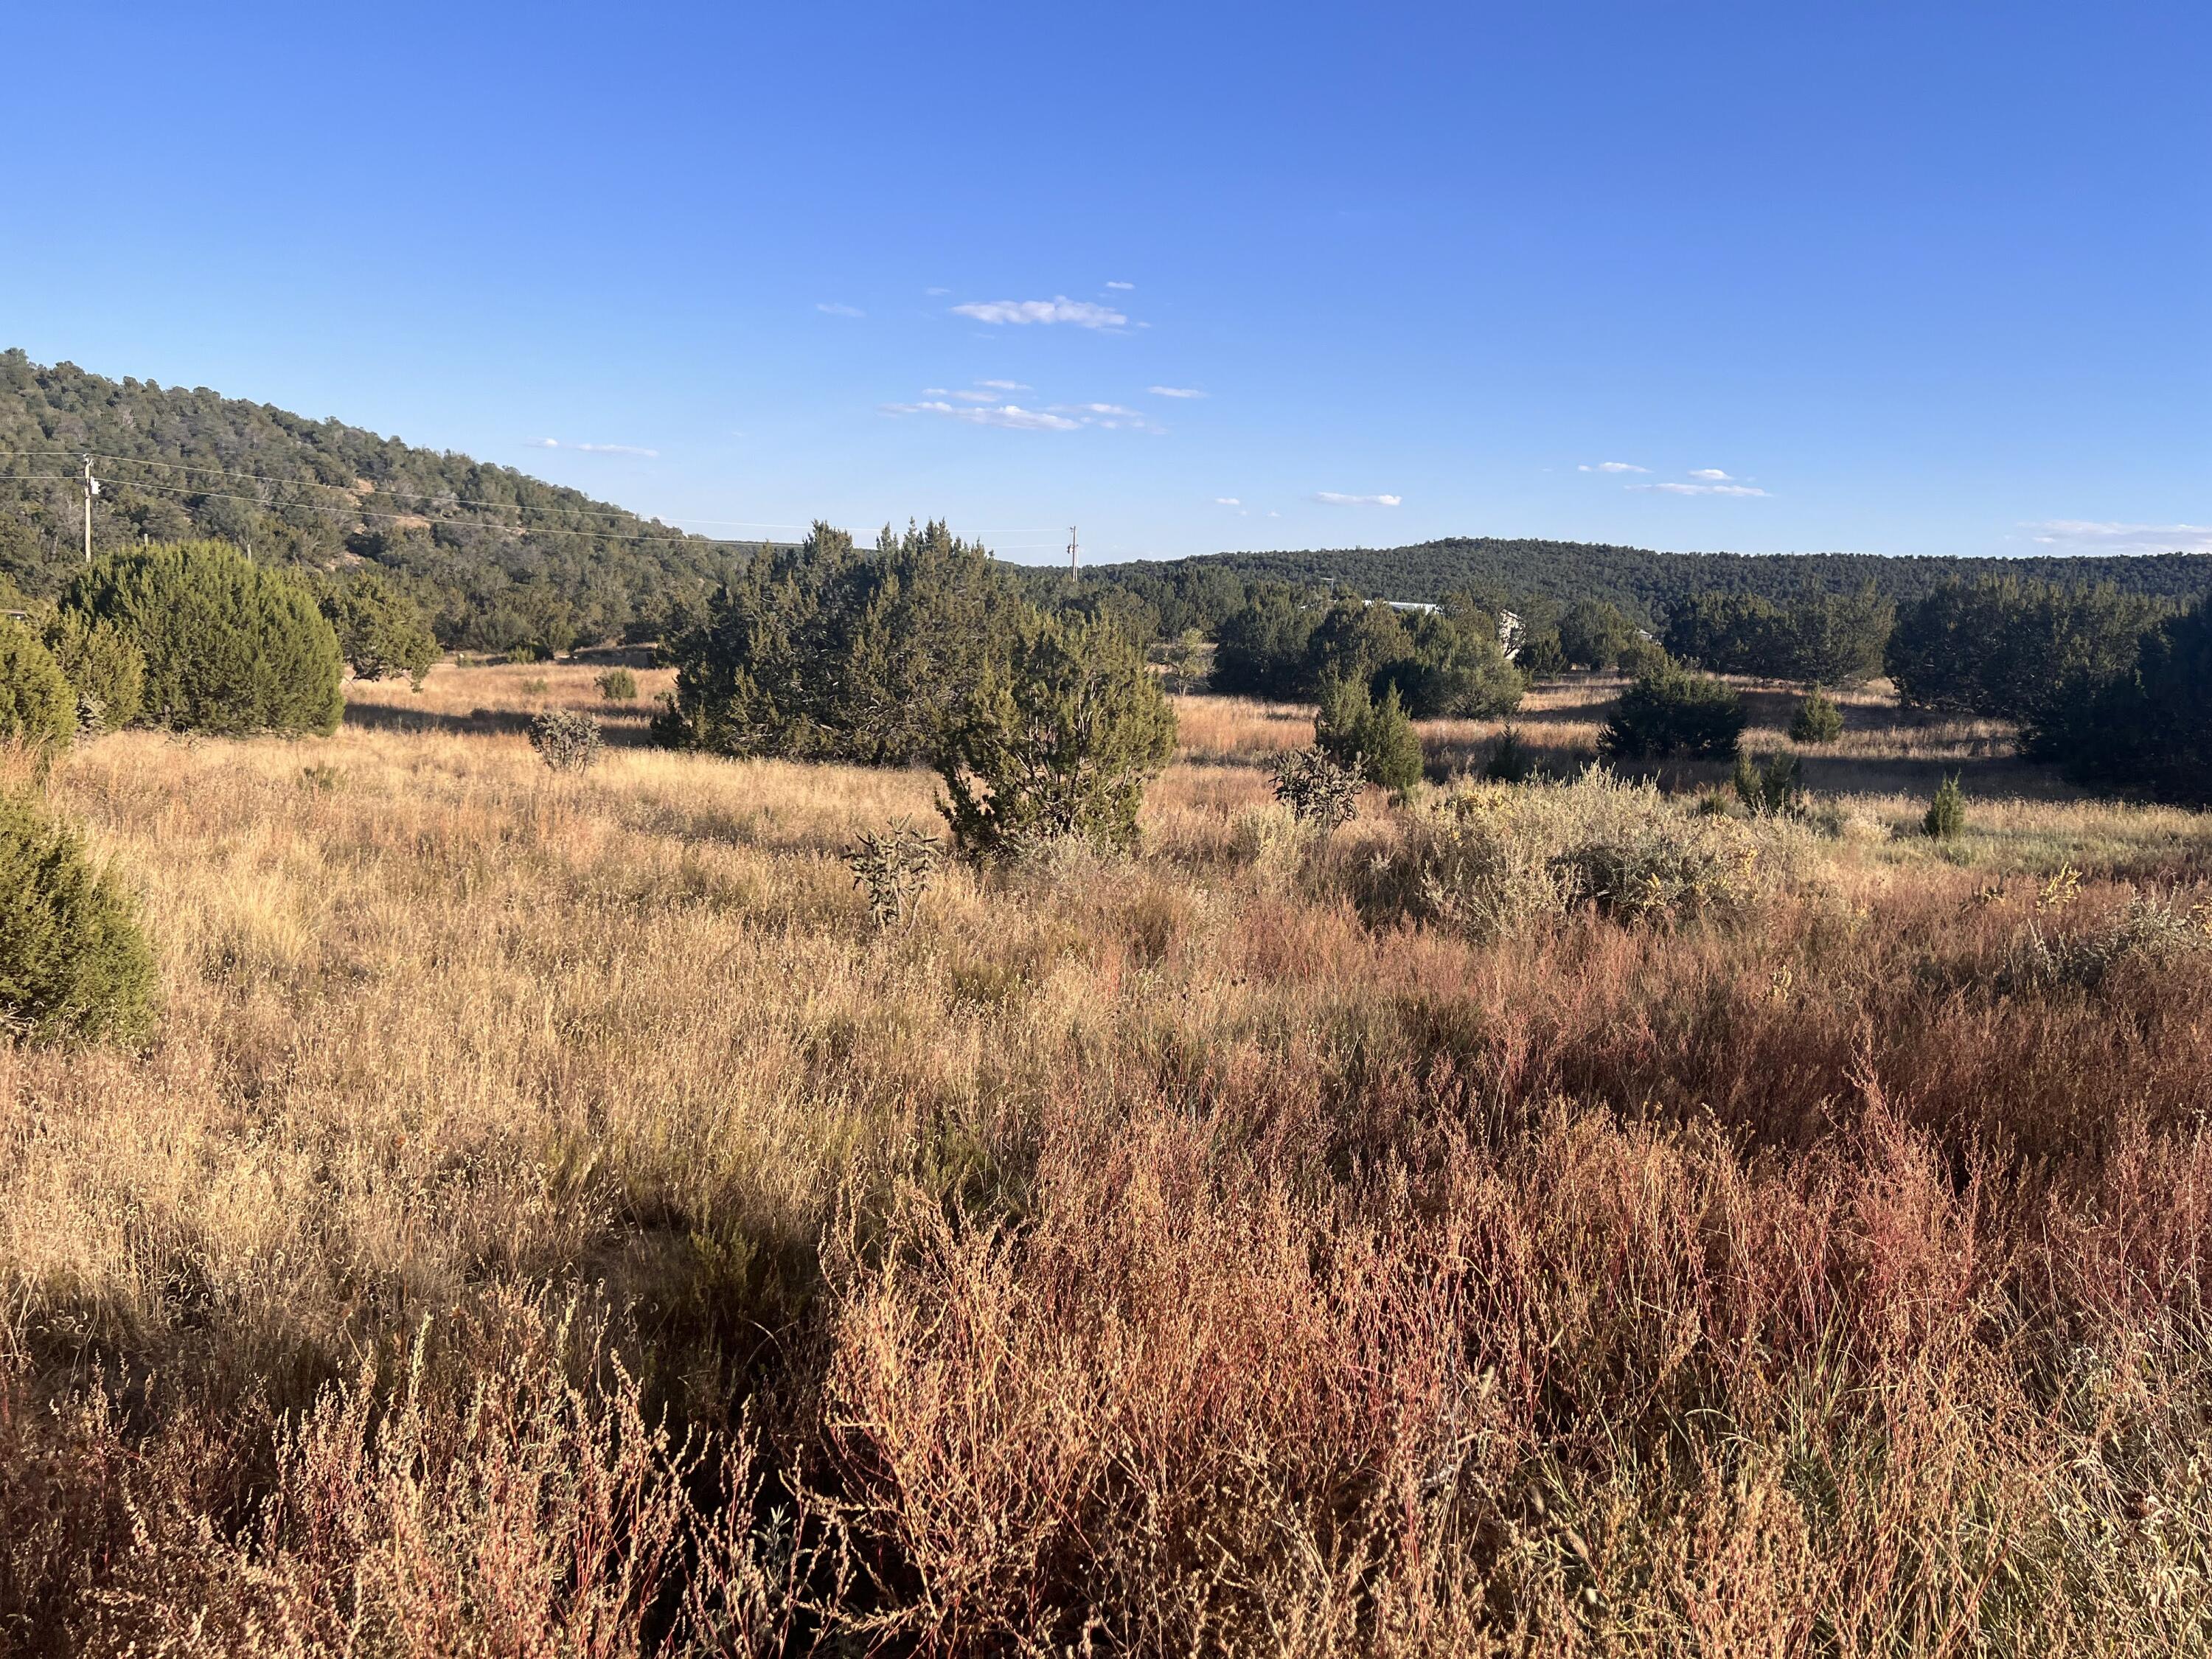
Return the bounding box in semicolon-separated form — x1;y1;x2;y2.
7;663;2212;1655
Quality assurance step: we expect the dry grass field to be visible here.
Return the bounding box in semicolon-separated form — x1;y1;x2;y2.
5;662;2212;1655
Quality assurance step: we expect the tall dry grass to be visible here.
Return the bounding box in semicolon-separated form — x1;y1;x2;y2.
3;660;2211;1654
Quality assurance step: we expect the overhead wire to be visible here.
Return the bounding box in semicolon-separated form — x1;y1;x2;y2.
0;450;1059;543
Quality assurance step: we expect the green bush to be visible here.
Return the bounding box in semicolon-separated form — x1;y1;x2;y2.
41;610;145;734
597;667;639;702
1732;750;1805;816
1790;687;1845;743
0;619;74;751
937;614;1177;862
1315;675;1424;795
1924;774;1966;840
64;541;342;735
1599;667;1746;760
661;521;1018;763
0;789;156;1044
320;569;439;686
1484;726;1537;783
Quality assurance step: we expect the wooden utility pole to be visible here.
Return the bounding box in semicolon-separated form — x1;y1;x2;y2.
81;455;98;562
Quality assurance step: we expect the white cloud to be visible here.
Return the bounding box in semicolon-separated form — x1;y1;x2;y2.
924;286;950;296
951;295;1128;328
884;400;1081;431
1105;280;1135;290
815;302;865;317
1635;481;1769;498
1148;386;1206;399
1578;461;1647;473
1688;468;1733;481
526;438;658;458
1061;403;1144;417
1314;491;1402;507
1214;497;1242;507
2023;519;2212;555
977;378;1030;391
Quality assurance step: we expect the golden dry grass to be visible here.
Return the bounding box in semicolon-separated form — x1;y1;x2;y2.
4;661;2212;1655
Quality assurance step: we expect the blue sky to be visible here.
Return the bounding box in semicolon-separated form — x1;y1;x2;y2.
4;2;2205;566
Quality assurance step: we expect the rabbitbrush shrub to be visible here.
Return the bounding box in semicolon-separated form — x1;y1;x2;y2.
0;788;156;1044
64;541;342;735
1368;767;1797;941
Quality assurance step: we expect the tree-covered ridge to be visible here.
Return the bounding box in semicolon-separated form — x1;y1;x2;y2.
0;350;751;653
1092;538;2212;633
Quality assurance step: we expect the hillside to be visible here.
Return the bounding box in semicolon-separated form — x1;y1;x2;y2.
1093;538;2212;630
0;350;753;653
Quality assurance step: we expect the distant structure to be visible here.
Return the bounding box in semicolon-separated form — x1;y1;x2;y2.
1370;597;1526;661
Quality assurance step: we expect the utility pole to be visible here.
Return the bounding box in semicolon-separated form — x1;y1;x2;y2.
81;455;99;562
1067;524;1079;583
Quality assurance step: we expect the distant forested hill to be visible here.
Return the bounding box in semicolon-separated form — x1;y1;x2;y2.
1091;538;2212;634
0;350;754;652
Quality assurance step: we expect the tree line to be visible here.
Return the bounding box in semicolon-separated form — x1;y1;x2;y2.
0;351;740;656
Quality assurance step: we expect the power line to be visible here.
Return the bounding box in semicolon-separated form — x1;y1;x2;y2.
3;449;1062;549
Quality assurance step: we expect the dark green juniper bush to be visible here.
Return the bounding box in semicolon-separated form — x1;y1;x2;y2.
63;541;342;736
1599;665;1747;760
319;568;439;687
936;612;1177;863
1790;686;1845;743
1314;673;1425;795
1484;726;1537;783
0;618;74;752
0;787;156;1045
596;667;639;702
40;609;144;735
1924;773;1967;840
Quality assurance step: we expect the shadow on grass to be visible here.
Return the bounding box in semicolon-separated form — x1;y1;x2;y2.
343;702;662;748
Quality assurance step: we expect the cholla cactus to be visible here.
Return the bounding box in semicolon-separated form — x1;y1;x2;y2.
846;818;940;929
529;709;603;773
1269;747;1361;830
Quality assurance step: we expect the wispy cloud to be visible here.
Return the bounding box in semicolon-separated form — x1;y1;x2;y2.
1105;280;1135;290
2024;519;2212;555
978;378;1030;391
883;400;1080;431
1688;468;1733;481
1578;461;1646;473
815;302;864;317
526;438;658;458
923;286;950;296
1148;386;1206;399
1314;491;1402;507
1215;497;1242;507
1634;481;1769;498
951;295;1128;328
